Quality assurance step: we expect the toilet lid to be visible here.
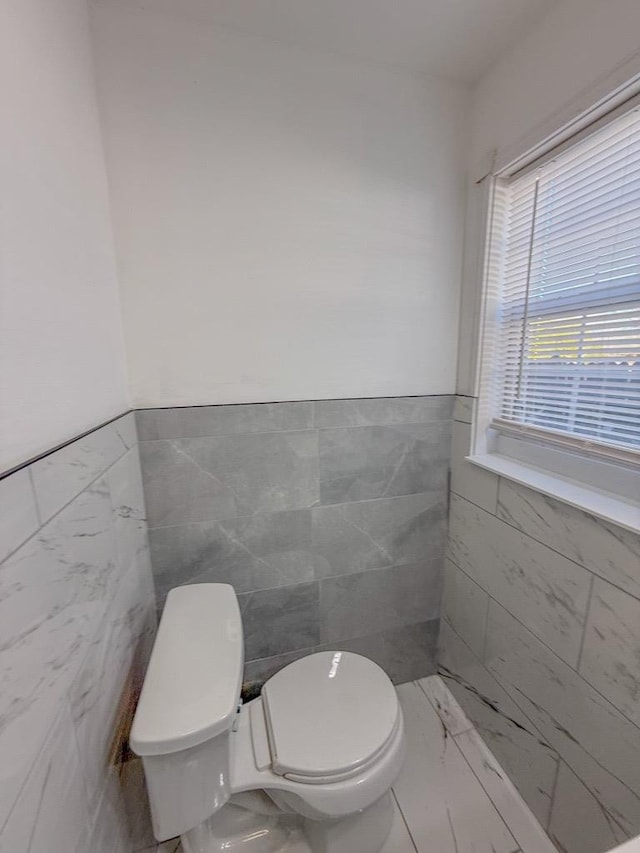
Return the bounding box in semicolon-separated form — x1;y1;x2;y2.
261;652;399;782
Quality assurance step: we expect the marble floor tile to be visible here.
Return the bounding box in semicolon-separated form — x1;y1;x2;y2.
381;793;418;852
496;479;640;601
393;681;519;853
578;577;640;727
448;494;592;667
417;673;474;736
453;727;558;853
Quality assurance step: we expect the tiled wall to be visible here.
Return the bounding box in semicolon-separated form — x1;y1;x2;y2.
0;414;156;853
137;396;453;684
439;395;640;853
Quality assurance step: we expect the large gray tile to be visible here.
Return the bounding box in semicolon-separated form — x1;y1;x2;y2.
30;416;129;524
0;467;39;562
319;560;443;643
149;510;314;607
319;422;450;504
579;578;640;727
381;619;439;683
239;581;320;660
484;600;640;839
448;494;592;667
0;479;118;826
243;647;318;688
136;402;313;440
497;479;640;601
313;396;453;428
442;558;489;654
437;621;559;828
548;761;628;853
311;491;446;578
140;431;319;527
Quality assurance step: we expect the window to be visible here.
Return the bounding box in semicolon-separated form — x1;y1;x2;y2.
486;106;640;466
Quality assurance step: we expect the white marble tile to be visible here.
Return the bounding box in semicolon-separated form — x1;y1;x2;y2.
442;558;489;654
548;762;628;853
485;600;640;840
0;467;40;562
454;728;558;853
87;768;132;853
450;420;499;513
0;479;117;826
438;621;559;828
417;673;474;736
497;479;640;601
393;681;519;853
381;793;418;853
453;396;475;424
107;446;152;577
448;494;592;667
30;418;128;524
579;578;640;727
0;702;92;853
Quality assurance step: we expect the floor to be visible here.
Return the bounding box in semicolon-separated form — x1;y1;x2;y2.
141;675;558;853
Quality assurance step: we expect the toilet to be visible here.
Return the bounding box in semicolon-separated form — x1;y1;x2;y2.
130;583;405;853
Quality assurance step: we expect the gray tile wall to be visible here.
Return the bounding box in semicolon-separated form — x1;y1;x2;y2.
137;396;453;685
0;414;156;853
439;395;640;853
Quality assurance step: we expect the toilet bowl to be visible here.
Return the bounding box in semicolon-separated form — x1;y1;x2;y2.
130;583;405;853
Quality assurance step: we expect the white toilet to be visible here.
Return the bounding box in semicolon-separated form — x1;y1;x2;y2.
130;583;405;853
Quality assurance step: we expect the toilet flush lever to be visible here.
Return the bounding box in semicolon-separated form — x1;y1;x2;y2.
232;700;243;732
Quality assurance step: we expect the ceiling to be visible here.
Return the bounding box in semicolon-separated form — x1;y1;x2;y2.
99;0;559;83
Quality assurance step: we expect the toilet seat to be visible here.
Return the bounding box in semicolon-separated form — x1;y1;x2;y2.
261;652;400;784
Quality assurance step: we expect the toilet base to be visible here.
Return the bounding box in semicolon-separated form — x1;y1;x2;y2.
180;792;394;853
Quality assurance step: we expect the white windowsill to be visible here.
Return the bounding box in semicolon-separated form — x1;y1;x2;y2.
468;453;640;534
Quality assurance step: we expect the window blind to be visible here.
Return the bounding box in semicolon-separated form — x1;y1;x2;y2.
492;107;640;458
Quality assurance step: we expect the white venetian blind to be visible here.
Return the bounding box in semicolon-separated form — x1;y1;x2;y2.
493;106;640;458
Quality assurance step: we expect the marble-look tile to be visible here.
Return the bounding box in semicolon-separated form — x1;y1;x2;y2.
0;467;39;562
87;768;132;853
70;559;156;813
243;647;318;688
450;420;499;513
140;431;319;527
393;681;519;853
497;479;640;600
417;673;473;736
107;447;151;574
318;422;450;505
438;621;559;828
0;479;118;825
136;402;313;440
579;578;640;727
453;395;475;424
150;510;314;607
484;600;640;839
30;417;129;524
448;494;592;666
368;619;439;684
548;761;628;853
114;411;138;449
0;703;92;853
239;581;320;660
442;558;489;653
313;396;453;428
454;728;558;853
382;792;418;853
311;492;447;578
319;560;443;643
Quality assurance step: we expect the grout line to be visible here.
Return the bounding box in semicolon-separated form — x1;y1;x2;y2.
390;789;419;853
546;756;562;832
575;573;596;673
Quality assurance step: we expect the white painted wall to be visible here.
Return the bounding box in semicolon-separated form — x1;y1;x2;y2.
0;0;128;473
457;0;640;394
91;2;469;408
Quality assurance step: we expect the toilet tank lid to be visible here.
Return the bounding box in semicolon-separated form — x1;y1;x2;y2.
130;584;244;756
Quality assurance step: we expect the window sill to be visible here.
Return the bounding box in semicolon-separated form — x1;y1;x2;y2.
468;453;640;534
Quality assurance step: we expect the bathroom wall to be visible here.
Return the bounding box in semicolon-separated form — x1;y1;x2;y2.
0;414;156;852
137;395;453;684
90;0;468;408
1;0;128;473
442;5;640;852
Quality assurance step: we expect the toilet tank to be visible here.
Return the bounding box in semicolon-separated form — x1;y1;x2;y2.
130;583;244;840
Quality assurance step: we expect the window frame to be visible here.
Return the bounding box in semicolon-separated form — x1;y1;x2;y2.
470;92;640;532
